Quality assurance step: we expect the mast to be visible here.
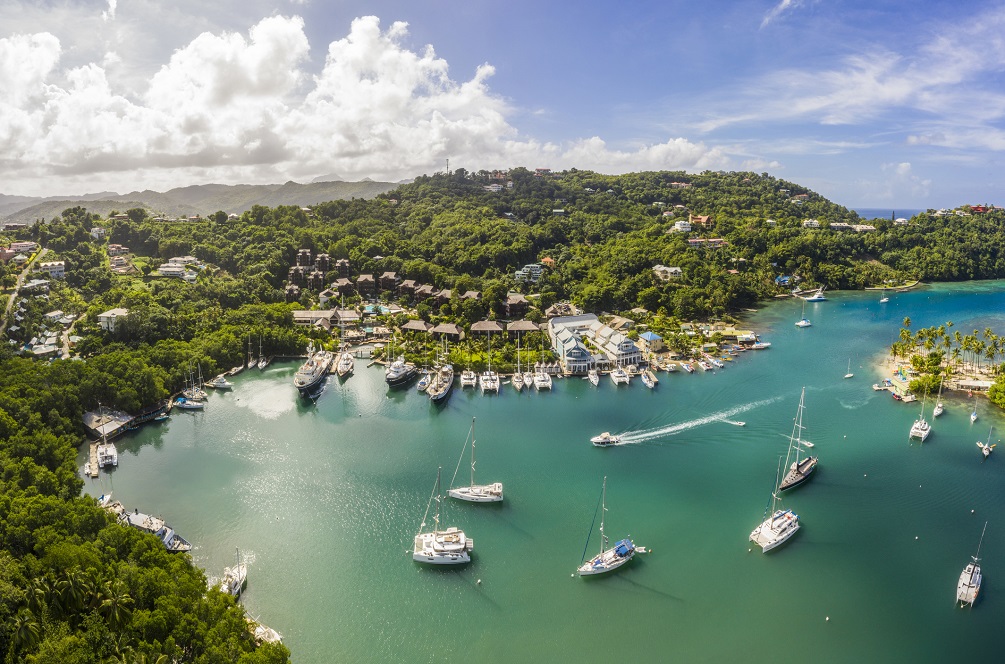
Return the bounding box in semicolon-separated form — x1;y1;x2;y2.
599;476;608;555
470;418;476;488
433;467;442;536
517;333;521;374
783;388;806;471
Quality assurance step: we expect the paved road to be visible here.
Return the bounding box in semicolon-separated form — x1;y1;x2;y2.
0;246;48;336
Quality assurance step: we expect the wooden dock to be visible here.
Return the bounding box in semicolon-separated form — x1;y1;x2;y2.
88;443;99;477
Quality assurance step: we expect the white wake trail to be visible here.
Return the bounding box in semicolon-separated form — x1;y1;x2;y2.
619;396;781;444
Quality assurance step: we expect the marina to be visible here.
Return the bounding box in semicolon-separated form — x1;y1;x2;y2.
78;282;1005;662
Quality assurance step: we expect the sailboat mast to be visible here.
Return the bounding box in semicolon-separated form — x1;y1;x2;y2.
975;521;988;563
599;476;608;555
470;418;476;488
434;467;442;535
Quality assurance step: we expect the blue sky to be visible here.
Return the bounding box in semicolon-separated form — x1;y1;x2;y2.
0;0;1001;207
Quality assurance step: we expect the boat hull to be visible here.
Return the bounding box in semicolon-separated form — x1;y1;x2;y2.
750;510;800;552
779;457;818;491
448;484;504;502
385;365;417;387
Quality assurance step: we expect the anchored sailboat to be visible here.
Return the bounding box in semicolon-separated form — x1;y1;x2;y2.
957;522;987;607
750;458;800;552
779;388;817;491
932;376;944;417
795;299;811;328
448;418;503;502
909;394;932;442
577;476;644;576
412;467;473;565
844;358;854;379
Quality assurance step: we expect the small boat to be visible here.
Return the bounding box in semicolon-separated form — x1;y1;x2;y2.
697;361;713;371
153;414;169;422
909;396;932;442
778;388;817;491
751;342;771;350
83;462;92;476
577;477;642;576
588;369;599;386
217;548;248;597
641;370;655;389
610;366;630;385
957;522;987;607
417;369;432;392
665;362;678;372
750;460;800;553
977;427;997;459
590;432;621;447
873;380;892;391
174;397;204;410
512;372;525;392
971;396;979;424
705;355;725;368
901;393;917;403
448;418;503;502
206;375;233;389
681;362;695;373
413;467;473;565
803;287;827;302
933;376;944;417
460;369;478;388
843;359;854;379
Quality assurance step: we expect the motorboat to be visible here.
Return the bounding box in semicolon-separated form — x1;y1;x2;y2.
610;366;630;385
803;287;827;302
957;522;987;607
751;342;771;349
588;369;599;386
697;361;713;371
577;477;644;576
795;318;812;328
448;418;503;502
590;432;621;447
681;362;695;373
413;468;473;565
778;389;817;490
206;375;233;389
385;356;418;387
293;345;333;396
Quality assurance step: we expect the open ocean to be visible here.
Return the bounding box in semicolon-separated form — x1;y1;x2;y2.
82;281;1005;663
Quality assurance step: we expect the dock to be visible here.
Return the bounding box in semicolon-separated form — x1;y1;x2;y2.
88;443;99;477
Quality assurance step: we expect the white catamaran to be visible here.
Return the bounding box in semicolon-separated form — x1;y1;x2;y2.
448;418;503;502
957;522;987;607
909;395;932;442
412;467;473;565
577;476;644;576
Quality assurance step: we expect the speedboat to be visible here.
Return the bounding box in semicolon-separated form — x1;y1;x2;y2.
697;361;713;371
803;288;827;302
590;432;621;447
795;318;812;328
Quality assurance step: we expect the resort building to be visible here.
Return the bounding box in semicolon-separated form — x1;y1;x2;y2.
802;219;820;228
10;241;38;253
514;263;544;283
547;314;642;373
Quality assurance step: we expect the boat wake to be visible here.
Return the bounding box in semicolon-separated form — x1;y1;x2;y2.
619;397;781;444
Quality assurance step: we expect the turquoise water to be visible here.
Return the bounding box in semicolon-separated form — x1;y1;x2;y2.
82;282;1005;662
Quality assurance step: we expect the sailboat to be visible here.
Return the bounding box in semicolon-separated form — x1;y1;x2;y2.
479;335;500;393
971;395;979;424
844;359;854;379
577;476;644;576
513;334;524;392
795;299;811;327
247;335;255;367
412;467;473;565
257;336;268;370
750;459;800;552
909;394;932;442
778;388;818;491
977;427;997;460
932;376;944;417
957;522;987;607
95;405;119;469
448;418;503;502
217;547;248;597
588;368;600;386
879;288;890;303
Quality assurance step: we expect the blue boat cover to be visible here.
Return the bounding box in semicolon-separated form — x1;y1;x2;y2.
614;539;634;556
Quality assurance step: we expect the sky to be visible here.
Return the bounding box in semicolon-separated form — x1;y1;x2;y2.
1;0;1002;207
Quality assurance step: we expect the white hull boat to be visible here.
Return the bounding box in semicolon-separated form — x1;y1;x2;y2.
413;468;473;565
588;369;599;386
577;477;642;576
957;522;986;607
448;418;503;503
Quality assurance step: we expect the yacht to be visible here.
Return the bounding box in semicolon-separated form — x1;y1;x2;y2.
206;375;233;389
413;468;473;565
957;522;987;607
778;388;817;491
293;345;332;396
96;440;118;468
512;371;525;392
750;460;800;552
416;370;432;392
803;287;827;302
479;370;500;393
933;377;944;417
751;341;771;349
641;370;656;389
173;397;204;410
610;366;630;385
460;369;478;388
118;507;192;552
335;345;354;379
448;418;503;502
795;318;812;328
590;432;621;447
217;548;248;597
534;370;553;390
577;477;643;576
385;355;417;387
427;364;455;403
588;369;600;386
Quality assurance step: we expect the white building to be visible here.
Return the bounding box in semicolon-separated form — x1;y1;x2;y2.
90;227;106;239
802;219;820;228
653;265;683;281
515;263;544;283
10;241;38;253
548;314;642;373
98;308;129;333
157;264;190;279
37;261;65;278
672;220;692;233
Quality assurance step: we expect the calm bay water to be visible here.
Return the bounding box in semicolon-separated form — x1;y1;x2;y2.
81;282;1005;663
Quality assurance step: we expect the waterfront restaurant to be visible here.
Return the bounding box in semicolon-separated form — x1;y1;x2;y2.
548;314;642;372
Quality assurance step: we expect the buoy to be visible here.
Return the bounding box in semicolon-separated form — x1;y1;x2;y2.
476;579;481;585
972;509;975;514
570;573;575;578
826;617;830;622
915;536;919;540
748;548;752;552
864;474;867;477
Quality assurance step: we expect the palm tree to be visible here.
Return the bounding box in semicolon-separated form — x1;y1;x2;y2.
98;580;134;631
11;609;41;655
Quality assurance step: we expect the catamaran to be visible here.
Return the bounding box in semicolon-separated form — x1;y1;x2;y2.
610;366;630;385
534;369;553;390
778;388;818;491
750;459;800;552
909;395;932;442
413;467;473;565
460;368;478;388
977;427;997;459
479;335;500;393
957;522;987;607
448;418;503;502
577;476;644;576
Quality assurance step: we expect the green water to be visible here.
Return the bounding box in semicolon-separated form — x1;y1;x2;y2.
81;282;1005;663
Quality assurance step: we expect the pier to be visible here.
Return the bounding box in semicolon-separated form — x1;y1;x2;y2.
88;443;99;476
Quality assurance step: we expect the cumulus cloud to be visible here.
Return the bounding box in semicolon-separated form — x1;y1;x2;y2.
0;15;736;194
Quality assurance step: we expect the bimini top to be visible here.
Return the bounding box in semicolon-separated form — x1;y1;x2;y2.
614;539;635;557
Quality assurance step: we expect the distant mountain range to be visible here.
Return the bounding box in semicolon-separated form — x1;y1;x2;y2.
0;180;402;224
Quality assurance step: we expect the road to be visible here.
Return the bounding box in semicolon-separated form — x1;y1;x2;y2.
0;246;48;336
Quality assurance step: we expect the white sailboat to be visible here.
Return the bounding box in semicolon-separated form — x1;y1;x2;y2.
217;547;248;597
844;358;854;379
909;394;931;442
977;427;997;460
795;299;811;328
448;418;503;502
778;388;817;491
879;287;890;303
257;336;267;370
412;467;473;565
577;476;643;576
971;395;979;424
479;335;500;393
513;334;524;391
534;367;553;390
957;522;987;607
750;459;800;552
932;376;944;417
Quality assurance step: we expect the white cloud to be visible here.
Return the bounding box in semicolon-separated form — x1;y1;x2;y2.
102;0;117;21
857;161;931;201
0;15;735;195
760;0;804;29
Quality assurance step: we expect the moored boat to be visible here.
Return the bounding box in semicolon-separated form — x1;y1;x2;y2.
385;355;418;387
413;467;473;565
750;460;800;552
957;522;987;607
448;418;503;502
977;427;997;459
534;370;553;390
293;344;333;396
588;369;599;386
610;366;630;385
778;388;817;491
577;476;643;576
641;370;655;389
174;397;204;410
217;548;248;597
460;369;478;388
119;506;192;552
206;374;233;389
427;364;455;403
